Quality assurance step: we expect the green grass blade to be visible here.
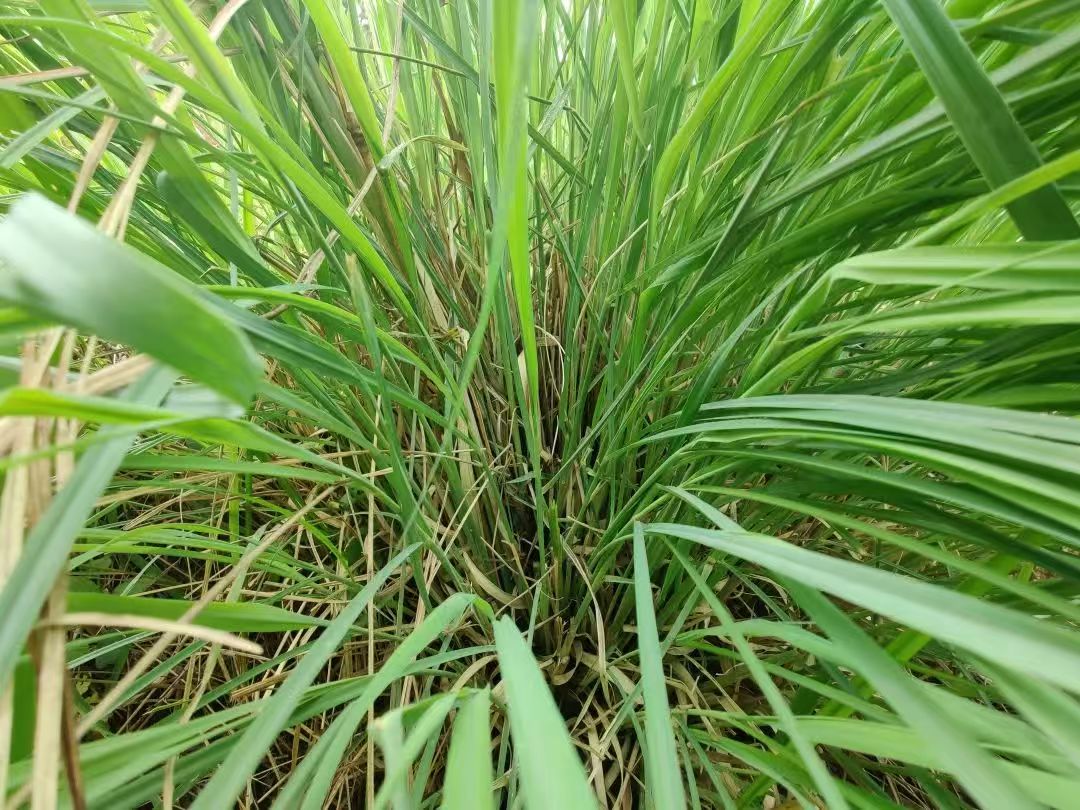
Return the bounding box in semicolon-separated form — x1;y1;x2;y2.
189;545;421;809
494;616;596;810
441;690;494;810
788;583;1038;810
268;593;480;809
372;693;457;810
0;366;176;688
882;0;1080;240
0;194;260;403
650;523;1080;693
632;524;687;810
65;592;321;633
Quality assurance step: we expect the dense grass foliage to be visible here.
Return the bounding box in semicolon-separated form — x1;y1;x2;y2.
2;0;1080;807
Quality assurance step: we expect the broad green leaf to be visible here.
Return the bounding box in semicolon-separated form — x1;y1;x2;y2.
829;243;1080;291
983;662;1080;774
787;583;1036;810
0;194;260;403
494;616;597;810
441;690;494;810
797;715;1078;810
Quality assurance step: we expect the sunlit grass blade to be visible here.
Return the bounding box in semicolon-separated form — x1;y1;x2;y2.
372;693;457;810
440;690;493;810
494;616;596;810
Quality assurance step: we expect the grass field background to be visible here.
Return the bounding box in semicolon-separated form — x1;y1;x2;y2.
2;0;1080;808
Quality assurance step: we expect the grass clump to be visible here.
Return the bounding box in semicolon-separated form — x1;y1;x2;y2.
1;0;1080;807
